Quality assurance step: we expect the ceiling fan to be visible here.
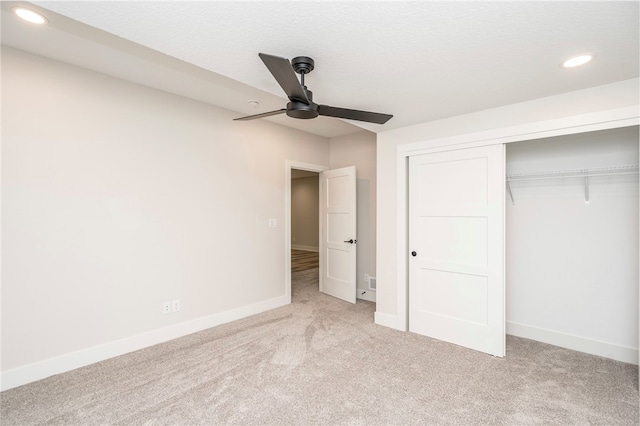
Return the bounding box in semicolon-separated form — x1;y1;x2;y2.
234;53;393;125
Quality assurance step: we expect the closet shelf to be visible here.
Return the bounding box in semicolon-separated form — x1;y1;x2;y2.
506;164;639;204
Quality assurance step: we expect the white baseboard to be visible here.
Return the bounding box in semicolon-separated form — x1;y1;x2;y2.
1;295;289;391
507;321;638;365
374;311;406;331
291;245;319;252
357;289;376;302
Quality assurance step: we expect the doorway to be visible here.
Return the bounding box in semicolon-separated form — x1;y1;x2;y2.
285;161;359;305
284;161;327;304
291;169;320;274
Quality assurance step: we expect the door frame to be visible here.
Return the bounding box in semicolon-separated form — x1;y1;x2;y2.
393;106;640;333
285;160;328;304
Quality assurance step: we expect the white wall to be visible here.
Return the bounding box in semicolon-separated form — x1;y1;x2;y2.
1;47;330;388
506;126;639;358
376;78;639;361
330;131;377;301
291;175;319;250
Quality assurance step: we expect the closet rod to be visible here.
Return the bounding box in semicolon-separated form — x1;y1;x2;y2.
506;164;638;204
507;170;638;183
507;164;639;182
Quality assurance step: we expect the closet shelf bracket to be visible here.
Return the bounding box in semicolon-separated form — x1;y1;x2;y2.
506;180;514;204
583;171;589;203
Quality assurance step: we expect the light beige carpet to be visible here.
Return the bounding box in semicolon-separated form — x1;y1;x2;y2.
1;268;638;425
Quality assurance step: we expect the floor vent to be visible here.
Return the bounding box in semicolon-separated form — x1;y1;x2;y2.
369;277;377;290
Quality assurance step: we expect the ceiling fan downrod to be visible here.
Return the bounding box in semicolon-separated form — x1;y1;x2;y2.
292;55;314;101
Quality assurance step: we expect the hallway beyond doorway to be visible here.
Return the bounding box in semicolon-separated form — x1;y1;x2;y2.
291;250;319;272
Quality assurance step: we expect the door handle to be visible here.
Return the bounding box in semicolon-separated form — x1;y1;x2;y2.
344;239;356;244
411;251;417;257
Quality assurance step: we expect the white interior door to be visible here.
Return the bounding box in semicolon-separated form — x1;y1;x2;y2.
320;166;357;303
409;144;505;356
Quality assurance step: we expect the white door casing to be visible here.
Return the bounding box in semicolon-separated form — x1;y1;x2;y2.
408;144;505;356
320;166;357;303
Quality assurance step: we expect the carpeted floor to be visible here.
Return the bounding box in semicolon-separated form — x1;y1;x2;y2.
1;268;638;425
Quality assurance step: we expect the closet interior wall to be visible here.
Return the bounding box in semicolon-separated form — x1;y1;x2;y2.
505;126;639;362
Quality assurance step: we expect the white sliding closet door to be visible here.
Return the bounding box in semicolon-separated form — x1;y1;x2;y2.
409;144;505;357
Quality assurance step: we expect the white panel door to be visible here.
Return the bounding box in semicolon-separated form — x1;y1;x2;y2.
409;145;505;356
320;166;356;303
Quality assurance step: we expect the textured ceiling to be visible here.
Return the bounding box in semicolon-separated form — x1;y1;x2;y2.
3;1;639;138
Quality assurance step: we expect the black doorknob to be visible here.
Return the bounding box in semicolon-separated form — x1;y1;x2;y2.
344;239;355;244
411;251;417;257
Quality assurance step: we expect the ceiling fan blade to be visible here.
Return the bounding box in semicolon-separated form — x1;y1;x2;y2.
233;109;286;121
318;105;393;124
259;53;309;104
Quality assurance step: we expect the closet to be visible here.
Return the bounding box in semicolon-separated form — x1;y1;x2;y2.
405;125;638;363
504;125;639;362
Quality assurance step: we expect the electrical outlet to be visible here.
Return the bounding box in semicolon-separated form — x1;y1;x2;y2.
172;299;180;312
162;302;171;314
364;273;370;283
268;218;277;228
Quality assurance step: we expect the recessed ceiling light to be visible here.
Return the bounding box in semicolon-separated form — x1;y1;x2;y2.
562;54;593;68
248;100;260;108
12;7;48;25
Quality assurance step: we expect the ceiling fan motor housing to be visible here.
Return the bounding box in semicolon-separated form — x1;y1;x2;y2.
287;86;318;119
286;100;319;119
